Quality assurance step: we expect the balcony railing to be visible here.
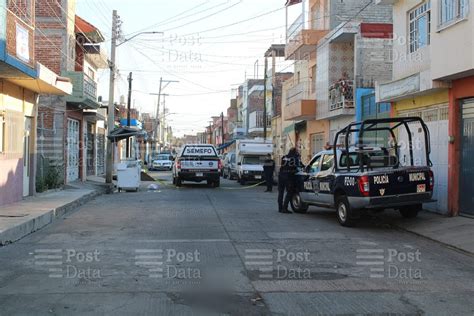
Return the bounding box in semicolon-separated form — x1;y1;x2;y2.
287;13;304;42
286;80;312;105
249;111;271;130
63;71;99;109
284;79;316;121
329;79;354;111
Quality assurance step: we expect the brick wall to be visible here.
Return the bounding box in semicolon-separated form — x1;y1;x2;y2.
36;95;66;185
35;34;63;74
273;73;293;117
248;94;264;113
35;0;76;74
355;35;393;88
330;0;393;29
35;0;62;17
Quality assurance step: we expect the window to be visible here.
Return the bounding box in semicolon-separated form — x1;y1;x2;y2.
0;114;4;153
362;94;377;117
87;67;95;80
242;156;263;165
439;0;469;27
308;155;321;173
378;102;390;114
409;1;431;53
321;154;334;171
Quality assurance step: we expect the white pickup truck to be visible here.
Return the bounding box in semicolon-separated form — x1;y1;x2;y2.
172;144;222;187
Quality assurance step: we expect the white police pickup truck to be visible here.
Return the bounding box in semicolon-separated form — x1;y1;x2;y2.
172;144;222;187
291;117;435;227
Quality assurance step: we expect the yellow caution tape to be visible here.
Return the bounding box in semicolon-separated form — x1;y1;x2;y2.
218;181;266;190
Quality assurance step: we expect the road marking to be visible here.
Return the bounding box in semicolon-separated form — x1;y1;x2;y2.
137;239;230;243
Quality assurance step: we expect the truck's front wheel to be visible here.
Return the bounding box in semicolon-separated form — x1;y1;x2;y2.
291;192;309;213
399;204;421;218
336;196;355;227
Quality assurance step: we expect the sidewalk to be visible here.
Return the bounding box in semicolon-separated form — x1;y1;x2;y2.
0;181;107;246
385;211;474;255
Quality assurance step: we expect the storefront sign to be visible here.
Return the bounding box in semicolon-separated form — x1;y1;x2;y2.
379;74;420;101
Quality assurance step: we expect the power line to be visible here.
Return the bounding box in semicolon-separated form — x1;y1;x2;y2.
121;1;215;37
160;1;242;33
129;43;229;92
180;6;285;37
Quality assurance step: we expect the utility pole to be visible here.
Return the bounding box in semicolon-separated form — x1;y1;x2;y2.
263;56;268;142
106;10;119;185
221;112;224;146
150;78;178;153
208;121;213;144
162;94;166;145
126;72;133;157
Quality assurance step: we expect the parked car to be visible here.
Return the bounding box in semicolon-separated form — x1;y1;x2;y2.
149;154;174;171
172;144;222;187
291;117;435;227
222;152;237;180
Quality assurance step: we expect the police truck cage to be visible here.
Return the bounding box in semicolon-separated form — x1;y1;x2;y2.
333;117;432;173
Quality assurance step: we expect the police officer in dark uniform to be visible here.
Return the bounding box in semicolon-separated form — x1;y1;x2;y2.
263;154;275;192
278;148;303;213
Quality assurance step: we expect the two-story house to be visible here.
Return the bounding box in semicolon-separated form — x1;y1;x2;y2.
376;0;473;217
283;0;393;164
35;0;107;184
0;0;72;205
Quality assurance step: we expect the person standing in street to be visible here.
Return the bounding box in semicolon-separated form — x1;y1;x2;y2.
278;148;303;213
263;154;275;192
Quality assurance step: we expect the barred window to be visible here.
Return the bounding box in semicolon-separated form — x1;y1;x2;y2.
409;1;431;53
440;0;469;27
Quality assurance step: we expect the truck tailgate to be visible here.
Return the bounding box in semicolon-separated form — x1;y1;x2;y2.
180;158;219;171
368;168;431;197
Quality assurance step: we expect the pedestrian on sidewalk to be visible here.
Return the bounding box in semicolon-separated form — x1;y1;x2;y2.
278;148;303;213
263;153;275;192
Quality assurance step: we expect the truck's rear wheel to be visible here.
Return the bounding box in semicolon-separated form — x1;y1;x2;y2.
336;196;355;227
399;204;421;218
291;192;309;213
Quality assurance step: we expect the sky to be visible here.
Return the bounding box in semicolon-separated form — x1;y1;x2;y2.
76;0;298;137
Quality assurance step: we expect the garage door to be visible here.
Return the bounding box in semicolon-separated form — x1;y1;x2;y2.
399;106;449;214
460;98;474;215
311;133;325;156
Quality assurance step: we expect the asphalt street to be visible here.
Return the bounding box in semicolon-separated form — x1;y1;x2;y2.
0;171;473;315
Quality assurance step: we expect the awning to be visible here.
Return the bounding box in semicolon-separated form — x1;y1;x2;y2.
107;126;145;143
217;140;236;151
6;63;72;95
283;123;295;135
295;120;307;131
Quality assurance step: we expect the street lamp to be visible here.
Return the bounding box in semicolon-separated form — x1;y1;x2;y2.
105;9;164;186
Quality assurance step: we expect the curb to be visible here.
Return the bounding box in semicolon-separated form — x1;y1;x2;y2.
393;224;474;257
0;189;103;246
